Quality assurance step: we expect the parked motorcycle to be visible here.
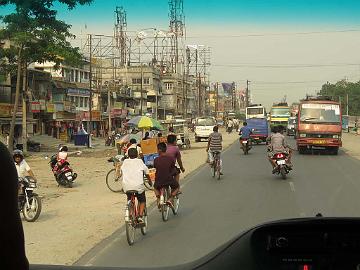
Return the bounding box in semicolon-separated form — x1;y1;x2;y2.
18;177;42;222
240;138;251;155
49;154;77;187
271;152;292;179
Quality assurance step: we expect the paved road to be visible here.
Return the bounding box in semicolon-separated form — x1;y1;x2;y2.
76;138;360;268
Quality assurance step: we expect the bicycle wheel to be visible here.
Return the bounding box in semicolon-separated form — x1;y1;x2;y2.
144;175;154;190
125;202;136;245
216;160;221;180
161;188;170;222
172;195;180;215
141;207;148;235
212;159;216;178
106;168;123;193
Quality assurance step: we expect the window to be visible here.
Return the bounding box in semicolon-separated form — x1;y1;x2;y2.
165;83;173;90
143;78;150;85
84;72;89;80
132;78;142;84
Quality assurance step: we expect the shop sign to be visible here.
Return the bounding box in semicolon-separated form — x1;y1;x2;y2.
67;88;90;97
47;103;55;113
114;102;123;109
0;103;12;117
30;101;40;113
111;108;122;118
91;110;101;121
39;99;46;110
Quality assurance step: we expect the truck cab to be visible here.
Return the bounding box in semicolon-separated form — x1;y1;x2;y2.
296;97;342;154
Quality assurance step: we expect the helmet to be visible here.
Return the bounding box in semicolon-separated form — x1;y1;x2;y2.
59;145;68;152
13;149;24;159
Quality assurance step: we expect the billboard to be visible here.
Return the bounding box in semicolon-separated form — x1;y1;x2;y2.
221;82;235;97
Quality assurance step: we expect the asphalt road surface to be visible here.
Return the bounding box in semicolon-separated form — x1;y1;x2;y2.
76;138;360;268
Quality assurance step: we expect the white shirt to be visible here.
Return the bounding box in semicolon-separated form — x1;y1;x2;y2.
121;158;149;193
126;144;142;156
15;160;31;178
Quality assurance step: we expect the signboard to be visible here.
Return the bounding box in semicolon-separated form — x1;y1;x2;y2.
67;88;90;97
91;110;101;121
76;110;101;121
39;99;46;110
46;103;55;113
0;103;12;117
30;101;40;113
111;108;122;118
114;102;123;109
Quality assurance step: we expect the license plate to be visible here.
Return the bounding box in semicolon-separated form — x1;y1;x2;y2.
243;141;248;144
277;160;286;165
65;172;72;176
254;137;259;140
313;140;326;144
26;188;34;191
67;176;73;180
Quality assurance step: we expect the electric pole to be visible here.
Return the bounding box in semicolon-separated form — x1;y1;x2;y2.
22;63;27;154
246;80;250;107
88;34;93;137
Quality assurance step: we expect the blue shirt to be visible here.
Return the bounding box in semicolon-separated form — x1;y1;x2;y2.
239;126;252;139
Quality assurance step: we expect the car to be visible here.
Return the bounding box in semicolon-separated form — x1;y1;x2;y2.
194;117;216;142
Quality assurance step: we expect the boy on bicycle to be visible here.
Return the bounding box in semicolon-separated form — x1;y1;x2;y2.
153;142;180;207
206;125;223;175
121;148;151;223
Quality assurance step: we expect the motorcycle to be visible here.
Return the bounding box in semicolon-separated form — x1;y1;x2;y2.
240;138;251;155
18;177;42;222
49;154;77;187
227;126;233;133
272;152;292;179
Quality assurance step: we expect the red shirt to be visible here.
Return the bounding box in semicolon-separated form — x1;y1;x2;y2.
166;144;181;162
154;155;176;186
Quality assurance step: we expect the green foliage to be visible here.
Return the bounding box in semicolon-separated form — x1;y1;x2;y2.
319;79;360;116
0;0;93;71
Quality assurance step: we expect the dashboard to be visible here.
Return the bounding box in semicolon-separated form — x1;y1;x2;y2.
30;218;360;270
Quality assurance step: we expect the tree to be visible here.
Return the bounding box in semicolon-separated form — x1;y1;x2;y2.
319;80;360;116
0;0;93;152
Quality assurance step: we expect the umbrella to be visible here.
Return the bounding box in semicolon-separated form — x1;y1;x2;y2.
127;116;164;130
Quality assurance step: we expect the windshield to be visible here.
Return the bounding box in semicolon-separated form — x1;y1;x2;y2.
3;0;360;269
300;104;341;123
196;118;216;126
271;108;291;117
247;108;264;115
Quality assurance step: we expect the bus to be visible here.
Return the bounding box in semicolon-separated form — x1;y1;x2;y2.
245;105;266;119
296;96;342;154
270;103;291;128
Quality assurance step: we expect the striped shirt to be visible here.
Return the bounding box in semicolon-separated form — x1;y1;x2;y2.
209;132;222;151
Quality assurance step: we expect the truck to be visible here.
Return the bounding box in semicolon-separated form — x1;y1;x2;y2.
246;118;269;144
270;103;291;128
245;105;266;119
296;96;342;155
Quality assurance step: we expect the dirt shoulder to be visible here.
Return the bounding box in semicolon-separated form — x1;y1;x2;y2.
342;132;360;160
23;129;239;265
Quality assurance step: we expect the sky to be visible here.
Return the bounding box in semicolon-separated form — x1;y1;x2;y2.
2;0;360;108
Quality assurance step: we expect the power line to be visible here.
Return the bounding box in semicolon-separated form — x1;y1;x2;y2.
212;63;360;69
186;29;360;38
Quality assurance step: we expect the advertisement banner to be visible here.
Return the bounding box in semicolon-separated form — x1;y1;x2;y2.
221;82;235;96
46;103;55;113
39;99;46;110
30;101;40;113
0;103;12;117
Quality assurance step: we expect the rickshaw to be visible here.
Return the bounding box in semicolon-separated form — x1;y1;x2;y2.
173;119;191;149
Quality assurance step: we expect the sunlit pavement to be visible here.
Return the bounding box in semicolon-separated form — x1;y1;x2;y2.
75;137;360;268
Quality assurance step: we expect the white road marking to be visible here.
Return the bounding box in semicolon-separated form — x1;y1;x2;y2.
289;181;295;192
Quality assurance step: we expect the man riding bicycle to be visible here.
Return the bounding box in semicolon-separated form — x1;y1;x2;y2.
206;126;223;175
121;148;151;223
153;142;180;208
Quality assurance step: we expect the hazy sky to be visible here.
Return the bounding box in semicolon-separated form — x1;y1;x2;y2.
3;0;360;108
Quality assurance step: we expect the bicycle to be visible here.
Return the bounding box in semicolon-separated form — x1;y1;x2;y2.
106;156;123;193
124;190;148;245
211;151;221;180
159;186;180;222
106;157;154;193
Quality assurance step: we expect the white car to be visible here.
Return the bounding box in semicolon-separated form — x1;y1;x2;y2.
194;117;216;142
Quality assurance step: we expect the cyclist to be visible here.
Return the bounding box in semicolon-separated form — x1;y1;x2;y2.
206;126;223;175
121;148;151;223
153;142;180;207
166;134;185;184
125;138;142;158
239;121;253;148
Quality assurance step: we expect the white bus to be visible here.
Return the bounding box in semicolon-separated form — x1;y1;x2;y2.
246;105;266;119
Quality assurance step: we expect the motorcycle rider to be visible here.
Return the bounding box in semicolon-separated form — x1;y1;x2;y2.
13;149;36;195
13;150;36;180
267;125;292;173
239;121;253;149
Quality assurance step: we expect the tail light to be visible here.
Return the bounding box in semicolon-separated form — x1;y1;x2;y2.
276;153;284;158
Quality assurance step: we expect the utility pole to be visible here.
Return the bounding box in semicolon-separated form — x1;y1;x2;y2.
215;82;219;113
195;48;200;116
346;93;349;116
246;80;250;107
140;64;143;115
88;34;93;137
22;63;27;154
